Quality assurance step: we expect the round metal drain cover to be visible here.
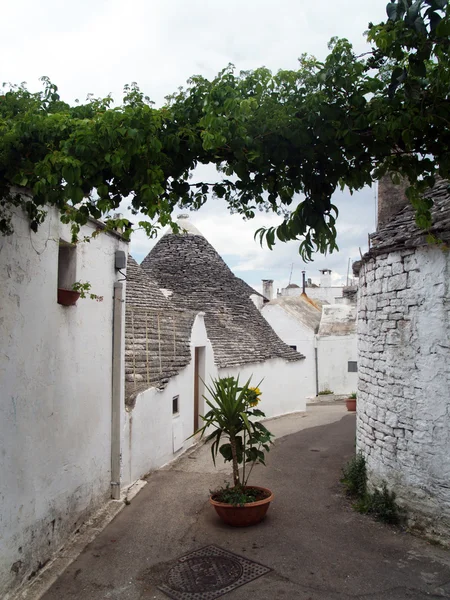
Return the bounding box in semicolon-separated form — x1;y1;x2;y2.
168;556;243;593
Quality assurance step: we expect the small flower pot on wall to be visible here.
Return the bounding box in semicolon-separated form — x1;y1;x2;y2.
57;288;81;306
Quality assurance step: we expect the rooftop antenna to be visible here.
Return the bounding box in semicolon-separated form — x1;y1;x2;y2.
288;263;294;285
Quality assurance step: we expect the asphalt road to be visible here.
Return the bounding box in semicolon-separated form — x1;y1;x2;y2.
41;408;450;599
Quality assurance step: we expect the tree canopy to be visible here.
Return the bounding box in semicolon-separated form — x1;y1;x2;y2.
1;0;449;260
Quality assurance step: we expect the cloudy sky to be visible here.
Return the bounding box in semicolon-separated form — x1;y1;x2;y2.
3;0;389;292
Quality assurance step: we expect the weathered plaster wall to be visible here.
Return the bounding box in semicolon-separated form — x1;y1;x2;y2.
356;246;450;538
0;206;128;597
317;304;358;395
306;286;344;304
121;314;216;485
221;357;307;417
260;304;317;399
280;286;344;303
317;335;357;394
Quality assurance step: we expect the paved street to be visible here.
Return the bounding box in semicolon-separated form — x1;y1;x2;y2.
41;406;450;599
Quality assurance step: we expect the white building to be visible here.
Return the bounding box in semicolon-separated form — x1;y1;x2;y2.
122;216;308;483
262;279;357;397
316;304;358;395
261;293;322;399
0;204;129;598
355;176;450;541
279;269;346;304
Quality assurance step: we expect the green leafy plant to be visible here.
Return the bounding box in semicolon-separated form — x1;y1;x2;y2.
341;453;405;525
195;376;273;505
357;483;405;525
1;1;450;259
72;281;103;302
349;392;357;399
318;389;334;395
341;453;367;498
209;482;270;506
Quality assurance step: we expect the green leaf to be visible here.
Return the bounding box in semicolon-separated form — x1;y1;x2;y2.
436;18;450;36
387;2;399;21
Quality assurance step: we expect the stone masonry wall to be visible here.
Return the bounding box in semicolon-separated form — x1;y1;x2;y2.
356;245;450;540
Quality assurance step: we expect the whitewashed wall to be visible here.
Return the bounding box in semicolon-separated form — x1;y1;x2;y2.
356;246;450;539
121;314;216;485
317;335;357;394
306;286;344;304
0;206;128;598
221;358;307;417
279;286;344;303
261;304;317;399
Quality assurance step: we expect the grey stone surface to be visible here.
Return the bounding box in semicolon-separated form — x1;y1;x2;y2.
355;181;450;539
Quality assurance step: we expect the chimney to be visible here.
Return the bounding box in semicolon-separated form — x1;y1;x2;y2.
377;174;409;230
302;271;306;294
319;269;331;288
262;279;273;301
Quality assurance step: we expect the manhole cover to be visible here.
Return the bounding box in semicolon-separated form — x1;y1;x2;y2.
158;545;271;600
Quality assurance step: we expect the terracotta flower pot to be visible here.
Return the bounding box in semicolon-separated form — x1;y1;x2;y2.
57;288;81;306
209;486;273;527
346;398;356;412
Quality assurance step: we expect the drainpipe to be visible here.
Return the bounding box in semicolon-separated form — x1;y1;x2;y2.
302;271;306;295
111;281;124;499
314;341;319;397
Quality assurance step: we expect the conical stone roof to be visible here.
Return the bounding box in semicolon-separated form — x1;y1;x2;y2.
140;223;303;368
124;257;197;406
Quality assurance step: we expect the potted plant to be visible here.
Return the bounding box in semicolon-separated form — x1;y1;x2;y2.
57;281;103;306
195;376;274;527
346;392;357;412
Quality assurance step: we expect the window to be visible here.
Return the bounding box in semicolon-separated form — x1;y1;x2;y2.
57;241;77;290
348;361;357;373
172;395;179;415
289;345;297;351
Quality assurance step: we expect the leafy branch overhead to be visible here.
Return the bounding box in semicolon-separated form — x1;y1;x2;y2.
1;0;449;260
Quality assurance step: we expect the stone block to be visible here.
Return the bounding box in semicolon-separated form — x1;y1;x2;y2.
403;253;420;270
386;252;403;265
391;261;404;276
387;273;408;292
373;421;394;436
365;403;378;419
396;439;408;451
366;270;375;283
385;410;398;428
384;435;397;445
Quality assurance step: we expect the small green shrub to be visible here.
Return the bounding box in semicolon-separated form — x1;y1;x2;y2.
341;453;367;498
365;483;405;525
349;392;357;399
318;389;334;395
341;454;405;526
